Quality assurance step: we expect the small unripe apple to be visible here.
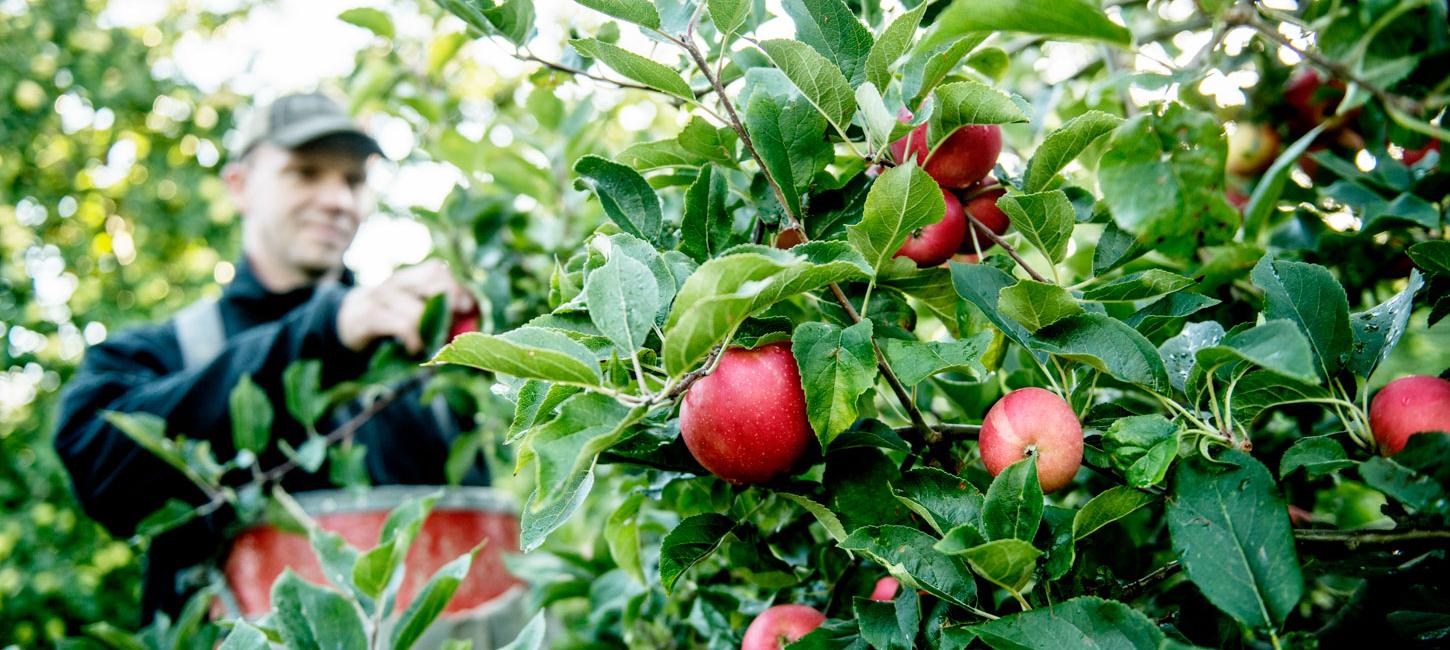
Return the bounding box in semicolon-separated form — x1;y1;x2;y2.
680;343;813;484
775;227;807;249
979;387;1083;493
869;577;900;601
894;188;966;267
959;179;1008;253
1226;122;1280;176
889;109;1003;189
448;305;480;341
742;604;826;650
1369;375;1450;456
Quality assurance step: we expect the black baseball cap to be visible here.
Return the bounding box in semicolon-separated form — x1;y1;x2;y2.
230;92;384;160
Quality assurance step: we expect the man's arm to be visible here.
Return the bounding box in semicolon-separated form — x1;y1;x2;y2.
52;284;367;537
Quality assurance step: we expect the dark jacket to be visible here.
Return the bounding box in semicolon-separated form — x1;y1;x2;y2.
53;258;485;622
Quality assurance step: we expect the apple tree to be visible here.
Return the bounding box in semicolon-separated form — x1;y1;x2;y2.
411;0;1450;647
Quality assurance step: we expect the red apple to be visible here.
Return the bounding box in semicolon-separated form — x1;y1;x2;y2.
1285;70;1348;130
889;109;1002;189
1402;140;1440;166
869;577;900;601
679;343;813;484
1225;188;1250;211
449;305;480;341
894;188;966;267
959;179;1008;253
979;387;1084;493
1369;375;1450;456
1226;122;1280;176
775;227;807;249
742;604;826;650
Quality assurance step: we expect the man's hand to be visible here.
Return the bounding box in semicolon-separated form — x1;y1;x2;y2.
336;261;475;355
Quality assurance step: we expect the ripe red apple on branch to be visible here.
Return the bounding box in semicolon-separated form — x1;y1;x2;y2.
979;387;1084;493
679;343;813;484
742;604;826;650
448;304;481;341
889;108;1002;189
893;188;966;267
1369;375;1450;456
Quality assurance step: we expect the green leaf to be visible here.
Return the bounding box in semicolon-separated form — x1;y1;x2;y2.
1097;104;1238;257
662;242;872;376
1409;241;1450;276
103;412;188;478
905;37;988;107
1189;320;1320;396
678;117;739;163
998;280;1083;333
1226;369;1331;426
840;525;978;607
757;39;857;136
508;380;581;444
1167;450;1303;629
339;7;394;38
927;0;1131;47
680;167;731;265
217;622;270;650
877;332;990;385
1360;456;1446;513
957;539;1041;592
1073;486;1156;541
659;513;734;592
927;81;1029;148
570;38;694;100
391;546;481;650
1243;124;1326;238
283;360;324;430
432;326;602;387
793;320;878;447
1348;270;1422;379
521;393;649;551
1159;321;1225;394
1251;256;1352;381
893;466;985;536
856;82;897;155
996;191;1074;265
971;597;1167;649
866;2;928;91
1102;414;1179;479
982;457;1043;542
605;493;646;583
950;263;1041;357
229;374;273;455
1123;292;1221;340
573;155;663;244
271;570;368;650
1023;111;1122;193
497;612;547;650
746;92;833;220
616;139;709;171
780;492;849;543
135;498;201;538
480;0;534;46
353;539;400;600
1081;270;1195;303
782;0;873;85
1091;221;1145;277
966;47;1010;82
572;0;659;28
585;250;660;354
1029;313;1171;394
1279;437;1353;479
847;162;946;276
708;0;748;36
934;522;988;554
855;592;919;650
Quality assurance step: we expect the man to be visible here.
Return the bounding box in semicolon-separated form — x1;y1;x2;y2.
53;92;484;621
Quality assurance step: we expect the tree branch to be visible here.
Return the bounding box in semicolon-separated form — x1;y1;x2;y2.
962;211;1049;283
1293;528;1450;548
1114;560;1182;601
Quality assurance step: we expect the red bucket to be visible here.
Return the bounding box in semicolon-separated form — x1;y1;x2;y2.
220;486;529;645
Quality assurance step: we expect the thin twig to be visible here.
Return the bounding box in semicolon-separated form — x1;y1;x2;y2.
1115;560;1182;601
517;50;656;93
1293;528;1450;547
963;212;1049;283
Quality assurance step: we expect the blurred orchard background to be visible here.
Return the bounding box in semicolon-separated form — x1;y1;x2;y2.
2;0;1447;645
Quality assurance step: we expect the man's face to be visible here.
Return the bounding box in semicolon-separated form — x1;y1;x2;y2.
227;141;373;280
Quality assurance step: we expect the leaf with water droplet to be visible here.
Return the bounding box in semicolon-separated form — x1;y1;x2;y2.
1347;270;1422;379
